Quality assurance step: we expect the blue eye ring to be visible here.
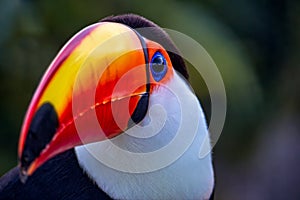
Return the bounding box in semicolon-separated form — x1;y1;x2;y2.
150;52;167;82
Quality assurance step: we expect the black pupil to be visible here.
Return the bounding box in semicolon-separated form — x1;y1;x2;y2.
152;56;165;72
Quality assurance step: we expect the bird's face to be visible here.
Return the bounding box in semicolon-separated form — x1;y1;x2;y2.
18;22;177;177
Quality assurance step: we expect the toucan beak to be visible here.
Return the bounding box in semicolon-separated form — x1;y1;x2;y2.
18;22;173;179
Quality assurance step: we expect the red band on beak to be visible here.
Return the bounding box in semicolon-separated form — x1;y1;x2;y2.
19;22;174;176
19;22;148;175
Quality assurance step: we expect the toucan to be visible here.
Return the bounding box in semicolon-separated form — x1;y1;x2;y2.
0;14;214;200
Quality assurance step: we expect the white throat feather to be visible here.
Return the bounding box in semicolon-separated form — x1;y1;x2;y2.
75;72;214;200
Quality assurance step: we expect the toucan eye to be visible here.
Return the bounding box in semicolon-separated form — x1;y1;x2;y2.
150;52;167;82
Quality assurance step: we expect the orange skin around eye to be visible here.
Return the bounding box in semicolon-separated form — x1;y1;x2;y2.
145;40;174;92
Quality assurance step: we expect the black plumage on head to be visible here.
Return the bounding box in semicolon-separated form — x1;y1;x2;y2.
100;14;189;80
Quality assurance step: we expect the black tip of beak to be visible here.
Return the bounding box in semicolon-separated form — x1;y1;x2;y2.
128;93;149;128
20;103;59;175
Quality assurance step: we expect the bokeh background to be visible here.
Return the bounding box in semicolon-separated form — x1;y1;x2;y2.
0;0;299;199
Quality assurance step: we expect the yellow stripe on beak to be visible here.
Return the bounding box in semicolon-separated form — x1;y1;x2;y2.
18;21;175;177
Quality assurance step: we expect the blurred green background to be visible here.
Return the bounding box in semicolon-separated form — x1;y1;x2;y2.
0;0;299;199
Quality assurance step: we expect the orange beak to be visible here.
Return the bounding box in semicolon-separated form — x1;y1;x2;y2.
18;22;174;179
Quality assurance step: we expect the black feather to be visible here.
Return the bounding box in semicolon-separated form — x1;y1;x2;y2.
0;150;111;200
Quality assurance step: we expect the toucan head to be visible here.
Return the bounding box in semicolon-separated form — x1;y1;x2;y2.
18;14;189;179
